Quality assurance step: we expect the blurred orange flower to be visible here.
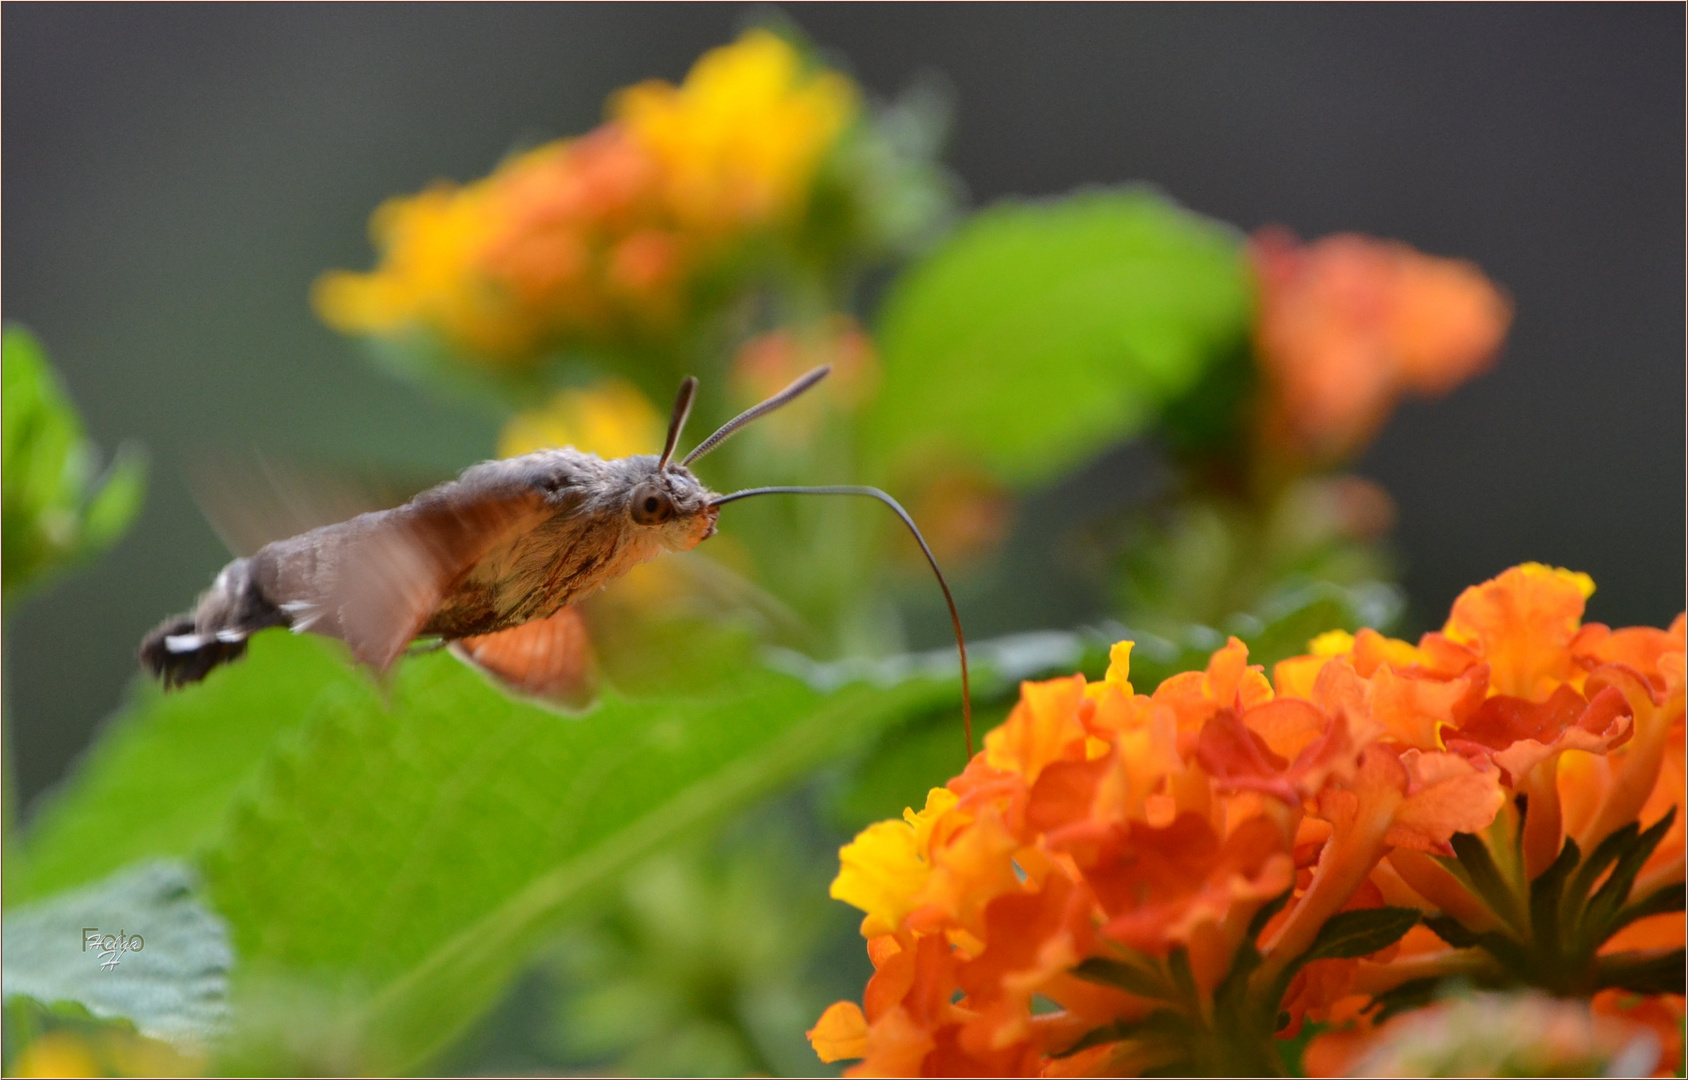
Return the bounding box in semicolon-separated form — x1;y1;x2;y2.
811;565;1683;1076
1251;228;1512;465
728;315;881;443
909;466;1014;567
315;30;857;367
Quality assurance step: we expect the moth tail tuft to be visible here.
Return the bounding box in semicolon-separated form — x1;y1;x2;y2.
139;557;282;689
140;615;250;688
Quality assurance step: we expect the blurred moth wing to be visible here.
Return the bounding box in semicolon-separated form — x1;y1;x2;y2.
188;452;439;558
439;548;804;709
450;606;599;710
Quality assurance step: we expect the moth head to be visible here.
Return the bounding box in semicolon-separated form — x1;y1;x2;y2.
624;462;717;551
636;367;974;761
621;367;827;553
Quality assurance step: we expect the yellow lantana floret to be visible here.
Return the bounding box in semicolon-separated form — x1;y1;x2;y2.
831;786;958;936
1310;629;1357;656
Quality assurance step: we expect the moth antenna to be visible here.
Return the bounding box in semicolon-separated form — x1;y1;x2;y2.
680;365;831;467
710;484;974;760
659;376;699;470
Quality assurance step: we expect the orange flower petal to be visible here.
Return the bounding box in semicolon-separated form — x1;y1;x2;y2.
809;1001;870;1063
1369;661;1489;750
1250;229;1510;463
848;1004;936;1078
1386;749;1507;853
1441;563;1593;700
985;674;1089;783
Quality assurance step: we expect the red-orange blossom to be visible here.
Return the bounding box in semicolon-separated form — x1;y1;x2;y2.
809;564;1684;1076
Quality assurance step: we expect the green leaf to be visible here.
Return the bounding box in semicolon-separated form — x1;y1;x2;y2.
1449;831;1521;931
199;645;952;1073
1212;890;1291;1019
1608;882;1687;940
1581;809;1675;945
1295;906;1421;965
1525;836;1580;954
1246;890;1295;944
1;860;232;1045
76;444;148;558
1;324;145;599
1368;977;1444;1023
826;700;1009;831
3;324;83;593
1265;907;1421;1021
866;188;1250;488
1274;1020;1324;1079
1426;916;1534;979
1564;821;1639;909
1594;949;1687;995
1166;946;1199;1007
10;634;352;904
1560;820;1641;948
1423;914;1483;949
814;627;1107;831
1071;957;1175;1000
804;74;959;266
1223;581;1403;671
1052;1008;1194;1060
525;818;845;1078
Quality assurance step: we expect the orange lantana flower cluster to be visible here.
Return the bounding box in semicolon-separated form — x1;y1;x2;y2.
314;30;856;366
809;564;1684;1076
1250;228;1513;466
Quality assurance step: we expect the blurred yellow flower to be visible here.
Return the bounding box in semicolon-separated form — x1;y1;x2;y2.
10;1026;204;1078
614;29;857;231
13;1031;101;1078
314;181;537;361
498;377;664;460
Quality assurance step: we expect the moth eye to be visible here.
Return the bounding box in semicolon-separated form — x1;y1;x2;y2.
630;485;674;526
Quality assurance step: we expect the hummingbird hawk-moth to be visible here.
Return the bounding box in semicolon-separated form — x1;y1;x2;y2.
141;366;974;752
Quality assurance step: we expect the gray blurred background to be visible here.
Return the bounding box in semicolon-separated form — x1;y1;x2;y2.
6;4;1683;813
